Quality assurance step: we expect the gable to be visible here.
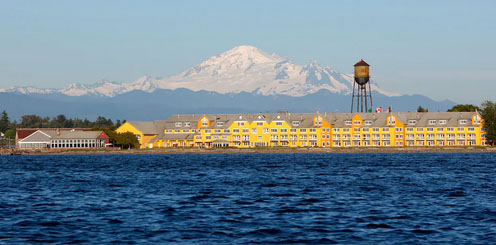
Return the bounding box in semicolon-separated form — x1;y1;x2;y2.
19;130;52;143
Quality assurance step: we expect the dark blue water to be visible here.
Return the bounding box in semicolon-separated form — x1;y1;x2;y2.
1;153;496;244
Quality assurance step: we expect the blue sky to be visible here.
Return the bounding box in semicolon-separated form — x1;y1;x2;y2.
1;0;495;104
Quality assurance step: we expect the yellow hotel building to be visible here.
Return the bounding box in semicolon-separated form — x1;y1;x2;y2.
115;112;488;149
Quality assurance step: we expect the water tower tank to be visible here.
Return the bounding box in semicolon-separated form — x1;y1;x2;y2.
354;59;370;85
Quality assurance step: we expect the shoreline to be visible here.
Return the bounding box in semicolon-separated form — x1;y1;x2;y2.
4;146;496;155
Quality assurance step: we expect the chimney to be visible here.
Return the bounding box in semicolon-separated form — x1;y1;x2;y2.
56;129;60;136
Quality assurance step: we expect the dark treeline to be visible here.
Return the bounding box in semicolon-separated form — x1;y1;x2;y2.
0;110;139;148
17;114;123;129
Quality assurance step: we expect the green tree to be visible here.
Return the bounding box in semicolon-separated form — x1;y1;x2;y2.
447;104;481;112
116;132;139;149
0;110;9;132
95;116;113;128
21;115;43;128
51;114;67;128
96;127;138;149
481;100;496;146
417;106;428;112
4;129;15;139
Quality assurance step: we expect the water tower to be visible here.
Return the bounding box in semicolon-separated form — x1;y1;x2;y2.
351;59;373;113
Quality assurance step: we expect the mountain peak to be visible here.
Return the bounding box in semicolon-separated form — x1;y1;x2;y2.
1;45;400;98
216;45;283;64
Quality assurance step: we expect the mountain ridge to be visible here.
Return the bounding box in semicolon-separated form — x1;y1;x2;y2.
0;45;399;98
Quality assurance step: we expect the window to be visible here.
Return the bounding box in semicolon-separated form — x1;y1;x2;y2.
407;127;414;132
439;120;447;125
382;127;389;132
135;134;141;141
473;115;481;124
457;127;464;131
345;121;352;126
459;120;467;125
216;122;224;127
201;118;209;127
256;122;264;126
263;128;269;134
437;127;444;132
290;128;297;133
309;128;316;133
280;128;288;133
251;128;257;134
408;120;417;125
364;120;372;126
353;120;361;125
258;136;262;140
175;122;182;127
242;129;249;133
354;128;360;133
468;127;475;132
291;121;300;127
429;120;437;125
275;121;283;126
343;128;350;133
270;128;278;133
237;122;245;127
373;128;380;132
205;129;211;134
300;128;307;133
447;127;454;132
232;129;240;133
184;122;191;127
315;117;323;126
427;128;434;132
215;129;221;133
395;127;403;132
417;127;424;132
388;118;396;125
333;128;340;133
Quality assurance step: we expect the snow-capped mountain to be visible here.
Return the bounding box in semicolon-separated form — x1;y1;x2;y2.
0;45;399;97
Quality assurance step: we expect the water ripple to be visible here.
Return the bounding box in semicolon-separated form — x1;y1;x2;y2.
0;153;495;243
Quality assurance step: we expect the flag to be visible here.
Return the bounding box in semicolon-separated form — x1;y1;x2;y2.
375;107;382;113
368;108;372;113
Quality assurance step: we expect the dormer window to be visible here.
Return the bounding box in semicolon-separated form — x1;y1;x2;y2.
184;122;191;127
292;121;300;127
429;120;437;125
473;115;481;124
175;122;182;127
345;121;352;126
408;120;417;125
364;120;372;126
353;120;361;125
439;120;447;125
216;122;224;127
201;118;209;127
459;120;467;125
315;116;323;126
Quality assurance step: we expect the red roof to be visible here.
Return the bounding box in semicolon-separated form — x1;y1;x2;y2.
16;129;38;139
354;59;369;66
